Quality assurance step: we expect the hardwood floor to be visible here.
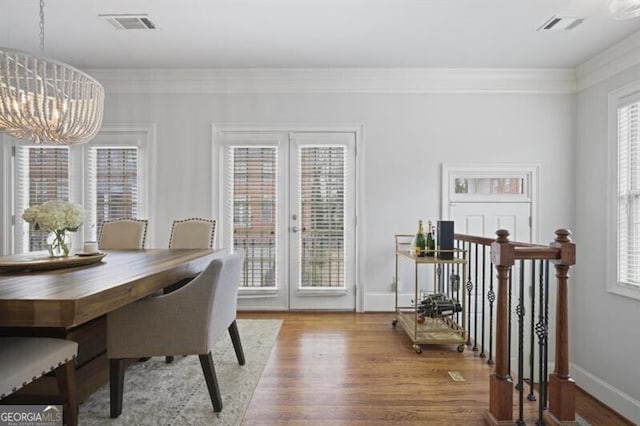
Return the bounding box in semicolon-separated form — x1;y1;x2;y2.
239;312;634;426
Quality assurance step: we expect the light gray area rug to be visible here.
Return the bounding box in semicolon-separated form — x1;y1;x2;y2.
79;319;282;426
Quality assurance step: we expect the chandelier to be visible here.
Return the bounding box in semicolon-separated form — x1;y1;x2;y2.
609;0;640;19
0;0;104;145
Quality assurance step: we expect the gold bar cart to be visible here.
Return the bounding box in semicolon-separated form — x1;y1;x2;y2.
393;234;468;354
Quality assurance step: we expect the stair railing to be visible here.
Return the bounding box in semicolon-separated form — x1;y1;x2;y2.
453;229;576;425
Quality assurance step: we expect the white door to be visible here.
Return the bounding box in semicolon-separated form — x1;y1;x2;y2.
288;133;356;310
221;130;356;311
449;201;533;377
448;202;531;242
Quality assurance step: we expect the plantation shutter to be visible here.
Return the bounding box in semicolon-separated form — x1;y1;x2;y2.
618;92;640;288
86;147;139;241
227;146;278;288
16;146;70;252
298;145;346;288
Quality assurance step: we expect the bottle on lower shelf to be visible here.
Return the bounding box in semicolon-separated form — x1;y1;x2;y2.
417;293;462;318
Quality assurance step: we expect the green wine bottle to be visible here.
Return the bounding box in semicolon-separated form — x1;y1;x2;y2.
414;220;426;257
426;220;435;257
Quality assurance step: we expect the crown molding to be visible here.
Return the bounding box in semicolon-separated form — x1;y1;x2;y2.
576;31;640;92
88;67;576;95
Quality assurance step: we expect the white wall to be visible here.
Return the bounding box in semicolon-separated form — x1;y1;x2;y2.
99;88;575;310
574;62;640;423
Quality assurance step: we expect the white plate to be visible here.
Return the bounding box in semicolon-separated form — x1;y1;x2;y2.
76;251;102;257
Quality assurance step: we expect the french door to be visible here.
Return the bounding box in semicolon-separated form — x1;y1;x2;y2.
221;130;356;310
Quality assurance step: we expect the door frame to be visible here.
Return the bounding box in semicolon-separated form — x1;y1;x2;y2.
442;163;540;376
441;163;540;244
212;123;365;312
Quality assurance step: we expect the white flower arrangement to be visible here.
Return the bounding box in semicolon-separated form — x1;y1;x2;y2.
22;200;84;232
22;200;85;256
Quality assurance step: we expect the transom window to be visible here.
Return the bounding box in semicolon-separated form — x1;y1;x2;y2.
454;177;524;195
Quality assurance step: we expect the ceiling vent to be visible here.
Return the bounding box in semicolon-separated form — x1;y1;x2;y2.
100;14;158;30
537;15;584;31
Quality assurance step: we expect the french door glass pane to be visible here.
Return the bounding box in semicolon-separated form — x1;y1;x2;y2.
231;147;277;288
298;146;345;288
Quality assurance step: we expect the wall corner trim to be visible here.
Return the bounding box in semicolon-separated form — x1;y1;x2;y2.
576;31;640;92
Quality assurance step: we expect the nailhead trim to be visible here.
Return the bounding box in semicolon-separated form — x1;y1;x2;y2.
2;354;77;398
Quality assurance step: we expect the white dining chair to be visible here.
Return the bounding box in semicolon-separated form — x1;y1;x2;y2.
98;218;148;250
169;218;216;249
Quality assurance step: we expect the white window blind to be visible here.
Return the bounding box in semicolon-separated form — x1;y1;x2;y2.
298;146;346;288
228;146;278;288
86;147;139;240
618;94;640;288
16;147;70;252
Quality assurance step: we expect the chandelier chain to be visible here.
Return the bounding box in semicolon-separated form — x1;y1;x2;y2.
39;0;45;53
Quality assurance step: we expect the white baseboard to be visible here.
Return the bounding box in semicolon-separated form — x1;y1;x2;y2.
363;291;413;312
363;291;394;312
571;362;640;424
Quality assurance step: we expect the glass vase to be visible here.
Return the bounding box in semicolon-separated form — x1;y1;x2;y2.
47;230;72;257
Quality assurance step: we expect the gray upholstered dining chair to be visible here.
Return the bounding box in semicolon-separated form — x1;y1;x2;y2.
169;218;216;249
0;337;78;426
106;249;246;418
98;218;148;250
165;217;216;363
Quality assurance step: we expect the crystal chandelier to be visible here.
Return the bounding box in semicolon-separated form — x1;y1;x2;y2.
0;0;104;145
609;0;640;19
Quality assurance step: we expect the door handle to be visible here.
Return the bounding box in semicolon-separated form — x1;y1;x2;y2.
291;226;299;233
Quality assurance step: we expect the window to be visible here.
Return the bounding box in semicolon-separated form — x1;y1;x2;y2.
85;146;140;241
13;127;152;252
443;165;534;204
298;145;346;288
227;146;278;288
16;147;70;252
614;89;640;293
608;84;640;299
454;177;524;195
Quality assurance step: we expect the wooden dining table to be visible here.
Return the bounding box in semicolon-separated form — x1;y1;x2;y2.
0;248;221;402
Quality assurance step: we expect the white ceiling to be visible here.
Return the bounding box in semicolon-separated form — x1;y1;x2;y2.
0;0;639;70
